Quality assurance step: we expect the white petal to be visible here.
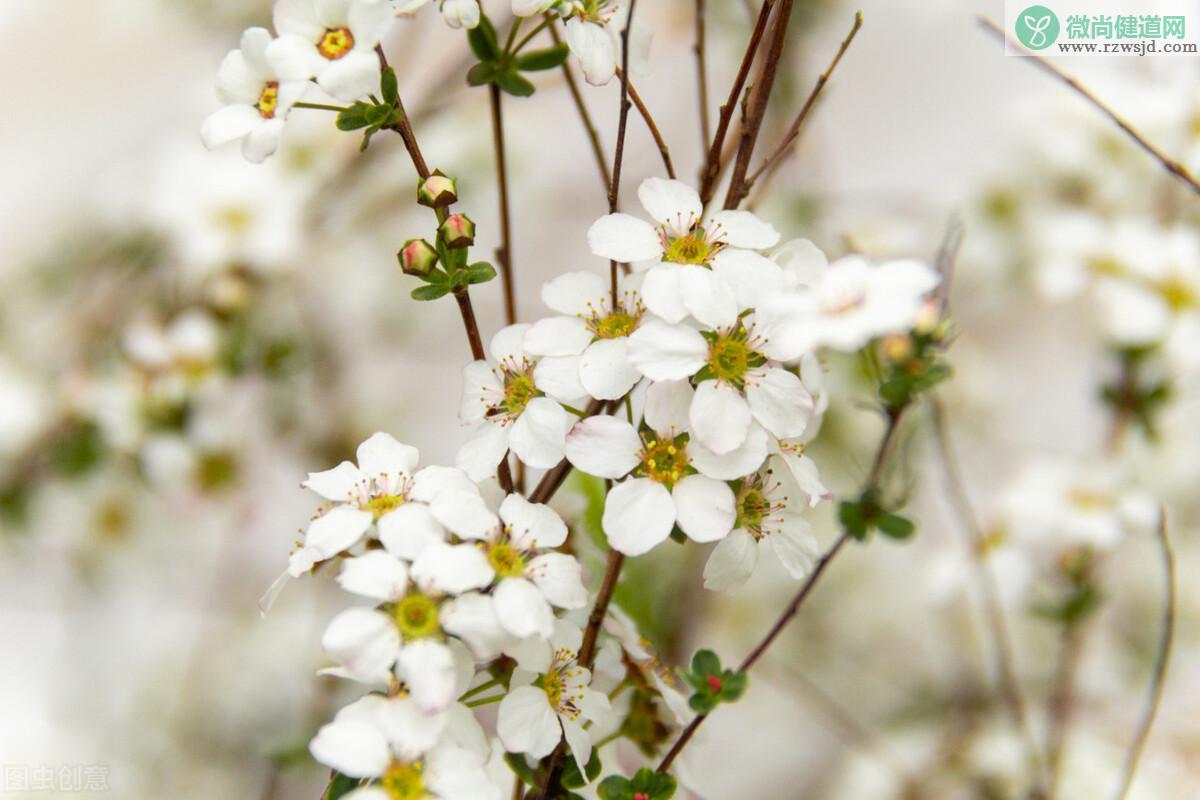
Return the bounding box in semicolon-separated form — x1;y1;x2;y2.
689;381;751;455
561;716;594;777
534;355;587;403
508;398;572;469
640;265;689;324
297;506;374;570
756;290;819;362
241;118;284;163
411;541;494;595
490;323;532;364
498;687;562;758
777;450;831;506
409;465;478;503
456;422;509;482
638;177;702;229
679;265;738;329
710;209;781;250
563;415;641;479
602;478;675;556
316;50;380;101
376;696;446;761
461;360;501;423
772;238;828;287
703;529;759;592
357;431;419;478
524;316;592;357
690;423;768;480
396;639;457;714
239;26;275;76
494;577;555;640
711;249;786;309
441;593;511;660
200;104;261;150
348;0;395;45
643;378;693;434
321;608;399;683
431;490;499;540
769;517;819;579
587;213;662;263
309;719;391;778
265;34;326;80
566;17;617;86
580;338;641;400
627;319;707;381
527;553;588;609
746;367;815;440
541;271;608;316
378;502;447;560
302;461;362;501
500;494;568;549
215;49;265;102
673;475;735;543
337;551;408;601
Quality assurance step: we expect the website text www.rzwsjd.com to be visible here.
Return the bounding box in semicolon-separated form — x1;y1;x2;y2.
1056;39;1198;54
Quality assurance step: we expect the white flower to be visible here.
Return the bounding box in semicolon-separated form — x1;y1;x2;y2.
287;432;475;578
497;621;612;773
757;255;940;361
523;272;646;401
458;324;583;481
322;544;507;711
123;310;221;377
394;0;481;29
702;459;821;592
431;492;587;640
627;316;816;455
268;0;395;101
588;178;783;327
202;28;309;163
563;380;766;555
561;1;650;86
310;695;499;799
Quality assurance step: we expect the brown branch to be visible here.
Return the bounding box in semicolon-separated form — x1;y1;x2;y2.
722;0;796;209
699;0;776;204
743;11;863;197
978;16;1200;195
694;0;712;150
579;548;626;668
1111;510;1175;800
657;403;911;774
606;0;638;309
616;69;677;179
1046;619;1086;796
488;83;518;325
548;25;612;193
930;397;1046;792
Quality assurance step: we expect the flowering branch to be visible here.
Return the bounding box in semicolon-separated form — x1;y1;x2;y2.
978;16;1200;195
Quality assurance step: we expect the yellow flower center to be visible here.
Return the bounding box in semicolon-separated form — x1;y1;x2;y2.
543;669;564;709
736;486;769;533
365;494;404;518
1156;276;1196;311
704;326;765;389
393;593;441;640
317;26;355;60
588;309;641;340
663;233;714;265
638;433;690;489
1067;488;1116;511
256;81;279;119
503;373;537;417
487;542;526;579
381;761;425;800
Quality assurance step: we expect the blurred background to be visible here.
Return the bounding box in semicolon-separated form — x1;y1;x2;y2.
2;0;1198;797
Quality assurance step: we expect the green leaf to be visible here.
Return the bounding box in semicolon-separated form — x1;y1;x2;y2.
412;284;451;301
838;500;869;540
876;512;915;540
467;62;498;87
688;693;717;714
50;420;106;478
381;66;398;104
561;750;603;789
597;768;677;800
467;14;500;61
719;670;748;702
516;44;570;71
496;69;536;97
336;103;371;131
323;772;360;800
466;261;497;285
364;103;394;128
690;649;721;678
503;753;537;786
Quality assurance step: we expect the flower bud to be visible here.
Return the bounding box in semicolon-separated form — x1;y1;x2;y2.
417;171;458;208
398;238;439;277
440;213;475;249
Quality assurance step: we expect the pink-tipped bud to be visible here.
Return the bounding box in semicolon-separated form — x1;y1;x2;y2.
398;238;439;277
440;213;476;249
417;172;458;208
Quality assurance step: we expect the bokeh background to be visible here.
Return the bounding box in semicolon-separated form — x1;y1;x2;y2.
2;0;1199;797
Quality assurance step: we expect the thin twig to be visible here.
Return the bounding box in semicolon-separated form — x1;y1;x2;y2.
1046;620;1087;796
657;404;911;773
694;0;712;150
743;11;863;197
488;83;518;325
579;548;626;668
606;0;638;308
978;16;1200;195
616;69;677;179
930;397;1047;792
723;0;796;209
1110;510;1175;800
699;0;776;204
548;25;612;193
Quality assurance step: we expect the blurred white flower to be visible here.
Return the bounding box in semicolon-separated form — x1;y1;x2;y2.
560;1;650;86
394;0;481;29
268;0;394;101
201;27;309;163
